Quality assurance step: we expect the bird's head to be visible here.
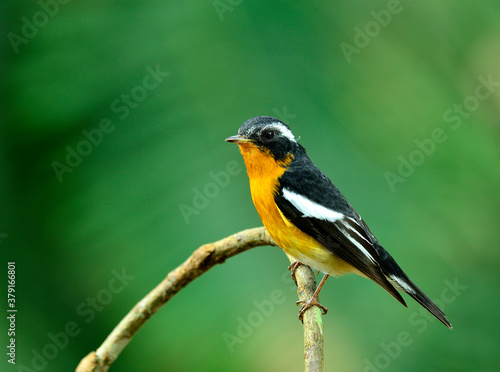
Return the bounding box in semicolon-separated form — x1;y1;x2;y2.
225;116;300;161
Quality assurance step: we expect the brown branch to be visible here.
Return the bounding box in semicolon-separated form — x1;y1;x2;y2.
286;254;325;372
76;227;324;371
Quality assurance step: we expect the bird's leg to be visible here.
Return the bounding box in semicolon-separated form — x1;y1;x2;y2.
297;274;329;323
287;260;303;285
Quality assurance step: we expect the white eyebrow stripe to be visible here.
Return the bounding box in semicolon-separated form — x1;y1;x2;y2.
265;123;296;143
282;188;377;263
282;188;343;222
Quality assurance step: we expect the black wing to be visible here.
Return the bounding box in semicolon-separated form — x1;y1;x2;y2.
275;156;406;306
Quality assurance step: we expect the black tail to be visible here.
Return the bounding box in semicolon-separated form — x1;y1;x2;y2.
402;275;453;329
376;245;453;329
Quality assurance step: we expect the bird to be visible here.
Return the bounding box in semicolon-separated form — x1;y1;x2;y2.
225;116;452;329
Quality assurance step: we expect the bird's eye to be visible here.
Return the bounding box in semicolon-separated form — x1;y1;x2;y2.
263;130;275;140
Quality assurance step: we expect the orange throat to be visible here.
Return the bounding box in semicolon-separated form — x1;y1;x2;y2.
237;142;355;276
237;142;293;184
237;142;296;245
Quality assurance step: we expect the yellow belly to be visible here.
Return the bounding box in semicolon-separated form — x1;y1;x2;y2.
238;142;355;276
252;182;355;275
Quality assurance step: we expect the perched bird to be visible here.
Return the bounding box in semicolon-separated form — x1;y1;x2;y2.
226;116;452;328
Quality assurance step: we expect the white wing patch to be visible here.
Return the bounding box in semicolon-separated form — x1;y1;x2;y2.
388;274;415;294
282;188;343;222
345;217;372;245
282;188;377;263
339;225;377;263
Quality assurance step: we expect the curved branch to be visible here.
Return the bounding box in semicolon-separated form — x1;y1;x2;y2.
76;227;324;371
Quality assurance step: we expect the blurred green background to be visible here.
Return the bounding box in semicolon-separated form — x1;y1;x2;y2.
1;1;499;371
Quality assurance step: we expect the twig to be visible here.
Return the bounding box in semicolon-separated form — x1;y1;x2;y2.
286;254;324;372
76;227;324;371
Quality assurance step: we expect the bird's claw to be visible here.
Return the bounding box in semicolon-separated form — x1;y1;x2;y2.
296;297;328;323
287;261;302;285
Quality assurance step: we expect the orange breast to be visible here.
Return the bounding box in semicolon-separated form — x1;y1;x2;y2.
237;143;355;276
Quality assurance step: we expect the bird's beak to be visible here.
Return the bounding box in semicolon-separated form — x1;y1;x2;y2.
225;135;252;143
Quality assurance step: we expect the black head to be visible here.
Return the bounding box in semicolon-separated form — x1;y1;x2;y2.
225;116;301;160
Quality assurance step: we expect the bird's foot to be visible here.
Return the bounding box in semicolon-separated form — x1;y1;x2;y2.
287;261;303;285
296;297;328;323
